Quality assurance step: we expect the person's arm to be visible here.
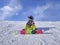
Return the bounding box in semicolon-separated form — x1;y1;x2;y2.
32;24;36;30
24;24;27;30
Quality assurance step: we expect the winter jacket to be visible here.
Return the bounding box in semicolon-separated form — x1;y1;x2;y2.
24;24;36;34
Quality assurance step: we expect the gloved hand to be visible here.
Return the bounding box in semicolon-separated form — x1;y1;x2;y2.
31;30;37;34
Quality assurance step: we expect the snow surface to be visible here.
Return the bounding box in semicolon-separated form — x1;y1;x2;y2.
0;21;60;45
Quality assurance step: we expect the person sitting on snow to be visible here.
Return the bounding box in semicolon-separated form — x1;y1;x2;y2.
24;16;36;34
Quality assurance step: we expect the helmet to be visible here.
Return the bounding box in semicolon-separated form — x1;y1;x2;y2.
28;16;34;19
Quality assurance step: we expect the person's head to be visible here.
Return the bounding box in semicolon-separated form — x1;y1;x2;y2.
27;16;34;26
28;16;34;20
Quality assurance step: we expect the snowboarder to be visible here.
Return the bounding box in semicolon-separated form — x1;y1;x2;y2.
24;16;36;34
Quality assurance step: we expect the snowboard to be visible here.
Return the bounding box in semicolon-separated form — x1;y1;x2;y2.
20;29;43;34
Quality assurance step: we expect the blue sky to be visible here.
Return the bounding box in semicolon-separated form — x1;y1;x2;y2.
0;0;60;21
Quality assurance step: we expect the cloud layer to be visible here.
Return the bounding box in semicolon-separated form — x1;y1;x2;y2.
0;0;22;20
22;4;51;21
0;0;60;21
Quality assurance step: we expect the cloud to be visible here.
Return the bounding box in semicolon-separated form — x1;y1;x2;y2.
44;3;60;21
22;3;60;21
22;4;50;21
0;0;59;21
0;0;23;20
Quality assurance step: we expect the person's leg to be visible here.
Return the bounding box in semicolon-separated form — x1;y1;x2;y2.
26;30;32;34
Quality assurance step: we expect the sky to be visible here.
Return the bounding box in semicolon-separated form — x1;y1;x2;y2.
0;0;60;21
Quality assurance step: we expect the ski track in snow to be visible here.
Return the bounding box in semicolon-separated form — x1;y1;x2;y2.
0;21;60;45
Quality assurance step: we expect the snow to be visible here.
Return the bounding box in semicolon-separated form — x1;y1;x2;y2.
0;21;60;45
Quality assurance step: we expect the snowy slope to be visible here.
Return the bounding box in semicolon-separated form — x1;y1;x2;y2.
0;21;60;45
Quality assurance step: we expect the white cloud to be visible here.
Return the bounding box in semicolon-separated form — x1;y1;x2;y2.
23;4;50;21
0;0;23;20
0;6;13;20
33;4;50;20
